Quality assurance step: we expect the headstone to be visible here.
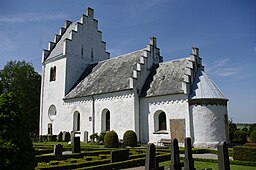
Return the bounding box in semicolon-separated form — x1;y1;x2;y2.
145;143;156;170
170;138;181;170
71;131;76;144
84;131;88;143
217;141;230;170
62;131;67;141
184;137;195;170
54;144;63;156
72;137;81;153
110;149;129;163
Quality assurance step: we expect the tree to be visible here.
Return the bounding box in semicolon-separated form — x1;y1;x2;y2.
229;120;237;143
0;60;41;138
0;92;36;169
249;124;256;135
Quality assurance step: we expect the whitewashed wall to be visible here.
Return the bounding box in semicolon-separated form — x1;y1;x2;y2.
191;104;228;148
140;94;190;144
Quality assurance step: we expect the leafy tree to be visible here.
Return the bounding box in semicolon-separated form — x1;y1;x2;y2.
0;92;36;169
229;120;237;143
233;130;247;144
0;60;41;138
249;124;256;135
250;130;256;143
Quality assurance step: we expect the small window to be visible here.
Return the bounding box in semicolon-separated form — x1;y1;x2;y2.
50;66;56;81
73;111;80;131
48;105;57;121
159;112;167;130
106;110;110;131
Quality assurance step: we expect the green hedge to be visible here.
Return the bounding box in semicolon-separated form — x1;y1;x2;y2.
244;143;256;147
233;146;256;161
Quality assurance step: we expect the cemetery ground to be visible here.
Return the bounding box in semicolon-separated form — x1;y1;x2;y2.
33;141;256;170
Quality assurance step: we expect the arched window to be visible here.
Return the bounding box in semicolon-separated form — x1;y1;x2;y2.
159;112;166;130
50;66;56;81
154;110;167;132
102;109;110;132
48;105;57;121
106;110;110;131
73;111;80;131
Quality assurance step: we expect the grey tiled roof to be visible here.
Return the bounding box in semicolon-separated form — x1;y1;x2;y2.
65;50;143;98
189;68;227;100
141;58;187;97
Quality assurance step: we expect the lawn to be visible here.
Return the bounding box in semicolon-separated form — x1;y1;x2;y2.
160;160;256;170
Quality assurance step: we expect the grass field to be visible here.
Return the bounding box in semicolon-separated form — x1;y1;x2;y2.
160;160;256;170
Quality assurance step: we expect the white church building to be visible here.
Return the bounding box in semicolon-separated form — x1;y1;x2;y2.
40;8;229;148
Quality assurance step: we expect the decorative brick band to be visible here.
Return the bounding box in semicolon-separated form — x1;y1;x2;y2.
189;98;228;106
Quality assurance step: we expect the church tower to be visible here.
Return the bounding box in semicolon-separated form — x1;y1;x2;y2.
40;8;109;136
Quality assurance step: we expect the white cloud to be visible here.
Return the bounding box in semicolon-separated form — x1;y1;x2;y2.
0;13;68;23
206;58;242;78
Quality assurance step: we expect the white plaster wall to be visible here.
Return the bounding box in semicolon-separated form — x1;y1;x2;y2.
191;104;228;148
94;91;136;140
40;58;67;135
64;15;110;94
140;94;190;145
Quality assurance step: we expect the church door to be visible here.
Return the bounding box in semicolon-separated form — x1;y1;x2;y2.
170;119;185;142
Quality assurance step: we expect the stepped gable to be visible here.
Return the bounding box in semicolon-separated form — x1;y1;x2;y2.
189;68;228;100
65;50;143;99
141;58;188;97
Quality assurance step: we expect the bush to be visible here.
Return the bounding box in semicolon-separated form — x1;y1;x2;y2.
97;132;107;144
57;132;63;142
64;132;71;142
123;130;138;147
233;146;256;161
250;130;256;143
0;92;36;169
90;133;99;143
47;135;57;142
104;130;119;148
233;130;247;144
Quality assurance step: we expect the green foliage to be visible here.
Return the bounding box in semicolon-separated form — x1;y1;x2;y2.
249;124;256;135
57;132;63;142
90;133;99;143
97;132;106;143
0;92;36;169
123;130;138;147
64;132;71;142
233;130;247;144
104;130;119;148
250;130;256;143
233;146;256;161
229;120;237;142
0;60;41;137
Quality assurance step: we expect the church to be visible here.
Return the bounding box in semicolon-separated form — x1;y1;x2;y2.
40;7;229;148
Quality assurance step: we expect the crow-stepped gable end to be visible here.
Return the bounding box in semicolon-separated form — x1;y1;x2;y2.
40;7;229;148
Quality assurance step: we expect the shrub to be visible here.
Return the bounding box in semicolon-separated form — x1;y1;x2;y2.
57;131;63;142
97;132;107;143
123;130;138;147
0;92;36;169
250;130;256;143
233;146;256;161
233;130;247;144
64;132;71;142
90;133;99;143
47;135;57;142
104;130;119;148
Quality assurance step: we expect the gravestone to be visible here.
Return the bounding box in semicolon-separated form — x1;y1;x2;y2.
217;141;230;170
71;131;76;144
72;137;81;153
54;144;63;157
110;149;129;163
84;131;88;143
170;138;181;170
184;137;195;170
145;143;156;170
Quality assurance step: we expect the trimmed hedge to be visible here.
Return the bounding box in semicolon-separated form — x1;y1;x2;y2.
244;143;256;147
104;130;119;148
123;130;138;147
233;146;256;161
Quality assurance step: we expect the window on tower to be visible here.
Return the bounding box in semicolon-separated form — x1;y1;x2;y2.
50;66;56;82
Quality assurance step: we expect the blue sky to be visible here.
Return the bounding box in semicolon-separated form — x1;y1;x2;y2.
0;0;255;123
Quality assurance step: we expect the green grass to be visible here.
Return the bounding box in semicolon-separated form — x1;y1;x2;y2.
160;160;256;170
